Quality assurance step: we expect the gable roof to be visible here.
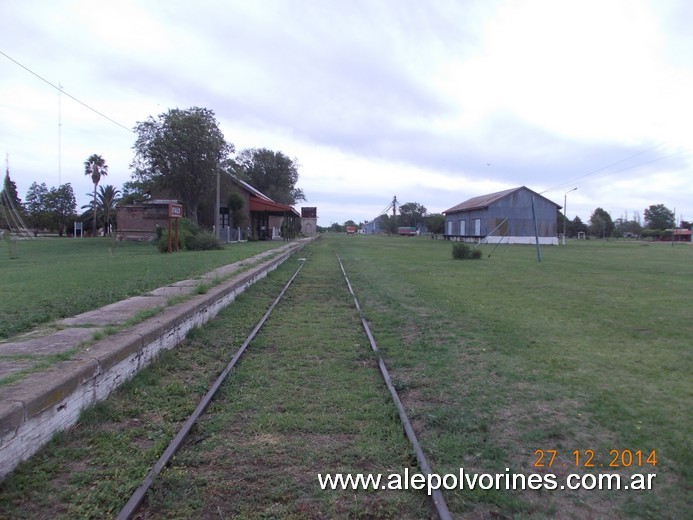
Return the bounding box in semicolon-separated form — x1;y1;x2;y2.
443;186;561;214
227;172;300;217
227;173;273;202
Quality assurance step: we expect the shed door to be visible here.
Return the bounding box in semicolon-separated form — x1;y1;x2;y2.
473;219;481;235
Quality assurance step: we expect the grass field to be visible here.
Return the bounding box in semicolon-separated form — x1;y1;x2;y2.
0;237;284;340
0;235;690;518
330;235;691;518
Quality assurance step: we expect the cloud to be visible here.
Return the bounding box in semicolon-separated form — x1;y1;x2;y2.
1;0;691;227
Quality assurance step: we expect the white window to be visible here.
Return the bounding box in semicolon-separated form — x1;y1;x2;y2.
459;220;466;235
473;218;481;235
446;220;453;235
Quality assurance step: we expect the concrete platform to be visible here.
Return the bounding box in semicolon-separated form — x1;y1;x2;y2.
57;296;170;327
0;237;316;480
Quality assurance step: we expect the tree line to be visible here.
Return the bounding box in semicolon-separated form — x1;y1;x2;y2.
560;204;685;239
0;107;305;237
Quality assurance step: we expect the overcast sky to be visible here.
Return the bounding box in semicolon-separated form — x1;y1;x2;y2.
2;0;691;227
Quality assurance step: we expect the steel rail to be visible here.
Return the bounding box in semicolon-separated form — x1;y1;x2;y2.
336;254;453;520
116;260;306;520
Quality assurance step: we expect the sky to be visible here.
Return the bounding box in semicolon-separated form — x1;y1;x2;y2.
2;0;692;227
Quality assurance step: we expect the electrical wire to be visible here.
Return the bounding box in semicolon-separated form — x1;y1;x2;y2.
541;140;690;195
0;50;133;133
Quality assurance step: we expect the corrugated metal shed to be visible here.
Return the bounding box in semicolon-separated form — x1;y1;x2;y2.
443;186;561;244
443;187;561;215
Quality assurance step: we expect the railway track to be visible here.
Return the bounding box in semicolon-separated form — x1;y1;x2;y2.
113;250;450;518
0;241;449;517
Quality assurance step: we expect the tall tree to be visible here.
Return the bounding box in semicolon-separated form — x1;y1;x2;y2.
96;185;121;236
589;207;614;238
84;154;108;236
424;213;445;238
233;148;305;205
1;171;21;207
644;204;675;230
132;107;233;224
378;214;398;235
1;171;23;229
398;202;427;227
45;183;76;236
25;182;50;235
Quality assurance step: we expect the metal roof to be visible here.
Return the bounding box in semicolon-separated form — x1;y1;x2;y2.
443;186;561;214
227;174;274;202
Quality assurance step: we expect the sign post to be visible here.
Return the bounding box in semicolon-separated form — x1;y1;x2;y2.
168;203;183;253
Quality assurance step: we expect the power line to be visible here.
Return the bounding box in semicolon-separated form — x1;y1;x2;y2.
0;49;133;133
541;140;690;195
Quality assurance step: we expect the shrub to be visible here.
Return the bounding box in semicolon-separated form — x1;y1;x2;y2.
185;231;222;251
452;242;482;260
452;242;471;259
156;218;222;252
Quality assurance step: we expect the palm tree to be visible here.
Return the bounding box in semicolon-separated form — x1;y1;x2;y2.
97;184;121;236
84;154;108;236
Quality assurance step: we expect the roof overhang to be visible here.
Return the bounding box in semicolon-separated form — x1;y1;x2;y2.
249;197;300;216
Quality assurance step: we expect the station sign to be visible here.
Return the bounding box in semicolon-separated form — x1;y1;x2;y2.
168;204;183;218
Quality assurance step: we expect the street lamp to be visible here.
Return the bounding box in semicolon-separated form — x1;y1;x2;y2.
563;188;577;246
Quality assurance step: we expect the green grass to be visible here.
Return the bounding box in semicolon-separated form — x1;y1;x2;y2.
0;241;429;518
0;235;690;518
0;237;283;340
328;235;691;518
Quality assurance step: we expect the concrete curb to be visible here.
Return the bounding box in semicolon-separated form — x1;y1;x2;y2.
0;237;315;479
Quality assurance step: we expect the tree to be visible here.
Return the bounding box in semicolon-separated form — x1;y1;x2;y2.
589;208;614;238
233;148;305;205
120;180;150;204
571;216;588;237
45;184;76;236
84;154;108;236
25;182;50;235
132;107;233;225
398;202;427;227
424;213;445;238
96;185;121;236
644;204;675;231
1;170;23;229
378;214;398;235
614;214;643;238
227;191;246;228
1;171;21;207
80;185;120;236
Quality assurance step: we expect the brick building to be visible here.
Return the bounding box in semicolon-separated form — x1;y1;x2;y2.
115;174;300;242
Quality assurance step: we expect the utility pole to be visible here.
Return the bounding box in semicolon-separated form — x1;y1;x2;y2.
563;187;577;245
215;168;220;239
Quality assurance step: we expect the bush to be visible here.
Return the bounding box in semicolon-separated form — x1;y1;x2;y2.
156;218;222;252
452;242;482;260
185;231;222;251
452;242;471;259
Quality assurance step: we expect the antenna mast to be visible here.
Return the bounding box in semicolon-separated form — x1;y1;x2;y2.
58;81;62;185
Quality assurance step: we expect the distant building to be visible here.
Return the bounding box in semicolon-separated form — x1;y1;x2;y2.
672;228;692;242
115;174;300;242
301;207;318;236
443;186;561;245
116;199;179;241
